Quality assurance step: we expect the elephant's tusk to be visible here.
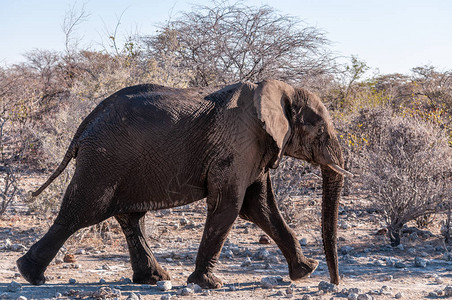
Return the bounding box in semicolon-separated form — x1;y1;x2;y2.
327;163;354;178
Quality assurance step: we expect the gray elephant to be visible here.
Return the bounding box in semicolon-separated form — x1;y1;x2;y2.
17;80;352;289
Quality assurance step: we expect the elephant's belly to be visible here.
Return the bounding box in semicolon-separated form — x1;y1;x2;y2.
119;179;207;213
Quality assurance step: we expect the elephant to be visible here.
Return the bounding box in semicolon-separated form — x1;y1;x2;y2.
17;80;353;289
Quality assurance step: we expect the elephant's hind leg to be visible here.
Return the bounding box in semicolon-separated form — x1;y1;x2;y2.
114;212;170;284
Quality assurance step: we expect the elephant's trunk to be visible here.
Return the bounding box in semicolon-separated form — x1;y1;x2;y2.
321;166;344;285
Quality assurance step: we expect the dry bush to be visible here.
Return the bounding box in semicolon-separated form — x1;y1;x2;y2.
270;158;322;226
350;108;452;246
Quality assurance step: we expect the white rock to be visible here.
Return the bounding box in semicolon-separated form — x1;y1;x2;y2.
16;296;27;300
318;281;338;293
187;283;202;293
435;276;444;284
126;292;140;300
10;244;26;252
444;286;452;297
157;281;172;291
348;293;358;300
261;277;278;289
414;257;427;268
241;257;252;267
181;287;193;295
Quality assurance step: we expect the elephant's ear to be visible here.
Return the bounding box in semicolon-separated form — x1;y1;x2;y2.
253;80;294;168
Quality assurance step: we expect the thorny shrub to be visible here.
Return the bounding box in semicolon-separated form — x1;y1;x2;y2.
342;108;452;246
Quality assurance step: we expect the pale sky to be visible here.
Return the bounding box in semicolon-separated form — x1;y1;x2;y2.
1;0;451;75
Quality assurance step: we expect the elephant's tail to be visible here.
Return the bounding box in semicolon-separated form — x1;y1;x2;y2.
31;140;78;197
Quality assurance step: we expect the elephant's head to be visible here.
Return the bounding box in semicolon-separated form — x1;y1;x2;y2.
253;80;353;284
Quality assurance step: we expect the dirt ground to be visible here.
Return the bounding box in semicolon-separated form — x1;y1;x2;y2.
1;174;451;299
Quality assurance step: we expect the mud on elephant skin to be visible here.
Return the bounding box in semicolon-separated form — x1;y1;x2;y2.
18;80;353;289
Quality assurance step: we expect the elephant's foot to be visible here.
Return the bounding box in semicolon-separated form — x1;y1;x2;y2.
187;270;223;289
132;267;170;284
289;258;318;281
16;255;46;285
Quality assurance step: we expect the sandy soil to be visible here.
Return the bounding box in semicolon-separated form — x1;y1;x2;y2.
1;175;451;299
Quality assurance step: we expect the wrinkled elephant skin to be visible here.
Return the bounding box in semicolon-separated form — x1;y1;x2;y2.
18;80;348;289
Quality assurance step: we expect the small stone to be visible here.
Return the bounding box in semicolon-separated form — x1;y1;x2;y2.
435;276;444;284
444;285;452;297
395;292;402;298
0;239;12;250
160;294;171;300
299;238;308;246
0;292;9;299
276;290;285;296
7;281;22;292
101;264;111;270
126;292;140;300
428;291;438;297
338;220;349;229
54;258;63;264
265;255;281;264
396;244;404;251
357;294;372;300
181;287;193;295
394;261;406;268
318;281;338;293
409;232;418;241
75;249;85;255
63;254;76;263
193;285;202;293
68;278;77;284
261;276;278;289
16;296;27;300
414;257;427;268
443;252;452;261
383;274;393;281
223;249;234;259
187;283;202;293
348;294;358;300
55;292;62;298
259;234;271;244
71;264;81;269
241;257;252;267
180;218;189;226
119;277;132;284
407;248;416;255
340;246;354;255
10;244;26;252
286;286;294;294
301;295;312;300
253;248;270;260
157;281;172;291
434;288;443;296
99;278;106;284
348;288;362;294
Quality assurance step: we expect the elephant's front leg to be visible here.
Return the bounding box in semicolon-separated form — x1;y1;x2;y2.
239;172;318;281
114;212;170;284
187;184;243;289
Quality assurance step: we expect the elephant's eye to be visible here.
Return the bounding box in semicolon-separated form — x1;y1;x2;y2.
317;125;325;136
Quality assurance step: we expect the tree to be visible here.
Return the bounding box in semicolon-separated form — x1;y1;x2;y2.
142;1;332;86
